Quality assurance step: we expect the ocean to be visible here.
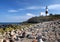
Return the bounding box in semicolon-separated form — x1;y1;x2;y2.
0;22;20;25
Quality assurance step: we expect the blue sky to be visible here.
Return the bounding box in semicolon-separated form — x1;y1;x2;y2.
0;0;60;22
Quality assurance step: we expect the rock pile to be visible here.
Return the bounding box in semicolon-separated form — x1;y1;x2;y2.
0;20;60;42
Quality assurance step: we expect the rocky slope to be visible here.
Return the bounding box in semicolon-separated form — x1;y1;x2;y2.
28;19;60;42
0;19;60;42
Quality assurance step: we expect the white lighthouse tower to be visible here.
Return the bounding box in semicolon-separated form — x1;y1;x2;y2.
45;6;49;16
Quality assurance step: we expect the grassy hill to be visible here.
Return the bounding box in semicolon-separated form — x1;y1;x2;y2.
27;14;60;23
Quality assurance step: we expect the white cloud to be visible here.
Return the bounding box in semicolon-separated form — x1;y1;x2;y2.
8;10;18;12
48;4;60;10
18;9;25;10
26;6;40;10
26;13;36;17
24;4;60;10
26;6;45;10
8;6;45;12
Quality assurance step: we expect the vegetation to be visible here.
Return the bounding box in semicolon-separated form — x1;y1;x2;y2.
27;14;60;23
0;23;32;34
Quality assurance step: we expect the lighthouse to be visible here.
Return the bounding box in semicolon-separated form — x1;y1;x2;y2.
45;6;48;16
